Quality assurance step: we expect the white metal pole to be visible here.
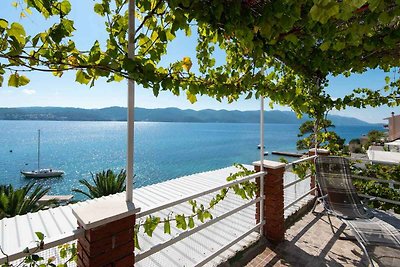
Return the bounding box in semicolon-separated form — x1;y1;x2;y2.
38;129;40;170
260;97;265;170
126;0;135;202
259;96;265;236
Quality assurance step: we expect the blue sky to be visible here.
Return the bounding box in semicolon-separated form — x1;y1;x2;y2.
0;1;397;123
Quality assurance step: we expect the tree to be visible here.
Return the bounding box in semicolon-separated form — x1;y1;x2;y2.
0;183;54;219
2;0;400;114
365;130;386;149
73;169;126;199
297;118;345;154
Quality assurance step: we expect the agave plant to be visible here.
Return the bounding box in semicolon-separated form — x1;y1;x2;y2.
0;183;53;219
73;169;126;199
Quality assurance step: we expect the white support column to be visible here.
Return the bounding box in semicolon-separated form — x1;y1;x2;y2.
126;0;135;202
259;96;265;236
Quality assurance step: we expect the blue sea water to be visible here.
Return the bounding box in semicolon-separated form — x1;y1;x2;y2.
0;120;382;199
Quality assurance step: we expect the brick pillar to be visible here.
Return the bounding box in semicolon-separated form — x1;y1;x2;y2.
308;148;330;196
253;160;285;244
72;198;140;267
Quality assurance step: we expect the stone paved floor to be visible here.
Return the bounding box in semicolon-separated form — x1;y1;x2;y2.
234;205;372;267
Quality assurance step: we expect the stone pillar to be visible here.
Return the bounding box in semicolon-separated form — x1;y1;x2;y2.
253;160;286;244
72;197;140;267
308;148;330;195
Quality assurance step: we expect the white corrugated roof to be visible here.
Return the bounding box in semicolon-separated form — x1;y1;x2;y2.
367;149;400;164
0;165;312;266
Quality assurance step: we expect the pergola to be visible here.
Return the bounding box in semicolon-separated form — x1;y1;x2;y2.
124;0;400;200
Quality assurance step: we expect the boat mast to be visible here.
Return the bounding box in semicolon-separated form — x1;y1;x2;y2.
37;129;40;170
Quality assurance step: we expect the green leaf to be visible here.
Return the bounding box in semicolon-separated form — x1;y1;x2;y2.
245;92;253;99
114;74;124;82
0;75;3;87
369;0;382;11
7;22;26;45
75;70;91;85
8;73;30;87
203;211;213;220
182;57;192;72
153;85;160;97
332;41;345;51
0;19;8;29
164;218;171;234
385;76;390;84
186;91;197;104
25;7;33;15
285;34;298;44
176;214;187;230
188;217;195;229
378;12;391;24
19;75;30;86
31;254;40;261
35;232;44;241
94;3;105;15
134;225;141;250
143;216;160;237
197;210;204;223
60;0;72;15
320;41;331;51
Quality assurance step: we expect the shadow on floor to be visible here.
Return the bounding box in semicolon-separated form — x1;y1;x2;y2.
228;210;370;267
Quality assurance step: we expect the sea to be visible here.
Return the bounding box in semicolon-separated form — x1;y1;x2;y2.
0;120;382;200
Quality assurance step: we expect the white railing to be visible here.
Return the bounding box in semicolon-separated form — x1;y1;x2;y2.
135;171;265;265
348;157;400;205
284;187;316;211
284;155;317;212
284;173;312;189
0;229;83;265
346;156;399;166
352;175;400;205
285;155;317;169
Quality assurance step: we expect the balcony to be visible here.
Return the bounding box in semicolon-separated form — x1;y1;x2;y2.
1;154;399;266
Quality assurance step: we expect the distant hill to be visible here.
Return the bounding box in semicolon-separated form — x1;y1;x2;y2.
0;106;376;126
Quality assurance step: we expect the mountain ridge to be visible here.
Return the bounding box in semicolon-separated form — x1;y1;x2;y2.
0;106;378;126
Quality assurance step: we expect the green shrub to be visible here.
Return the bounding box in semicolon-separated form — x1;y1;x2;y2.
73;169;126;199
351;163;400;213
0;183;54;219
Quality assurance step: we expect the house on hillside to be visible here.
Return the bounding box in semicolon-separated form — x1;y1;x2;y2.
384;112;400;141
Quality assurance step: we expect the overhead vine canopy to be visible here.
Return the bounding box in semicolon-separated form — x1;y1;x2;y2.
178;0;400;76
168;0;400;115
0;0;399;116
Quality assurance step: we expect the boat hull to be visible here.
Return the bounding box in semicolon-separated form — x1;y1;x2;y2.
21;169;64;178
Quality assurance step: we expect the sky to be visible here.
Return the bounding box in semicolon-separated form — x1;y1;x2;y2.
0;1;398;123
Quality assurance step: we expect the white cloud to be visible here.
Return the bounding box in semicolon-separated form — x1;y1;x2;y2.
22;89;36;95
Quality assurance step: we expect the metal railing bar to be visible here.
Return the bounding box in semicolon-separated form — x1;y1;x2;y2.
284;174;312;189
135;196;263;262
358;194;400;205
0;229;84;264
284;187;316;211
137;172;264;218
285;155;317;169
193;222;262;267
352;175;400;186
346;157;399;166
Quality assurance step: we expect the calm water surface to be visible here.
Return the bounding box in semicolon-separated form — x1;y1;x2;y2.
0;120;382;199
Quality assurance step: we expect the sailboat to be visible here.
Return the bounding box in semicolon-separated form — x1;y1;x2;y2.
21;130;64;178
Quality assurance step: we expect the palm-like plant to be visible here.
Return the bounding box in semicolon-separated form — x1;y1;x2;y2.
0;183;53;219
73;169;126;199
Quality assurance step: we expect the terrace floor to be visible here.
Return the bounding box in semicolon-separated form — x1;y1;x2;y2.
231;204;400;267
1;164;313;266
